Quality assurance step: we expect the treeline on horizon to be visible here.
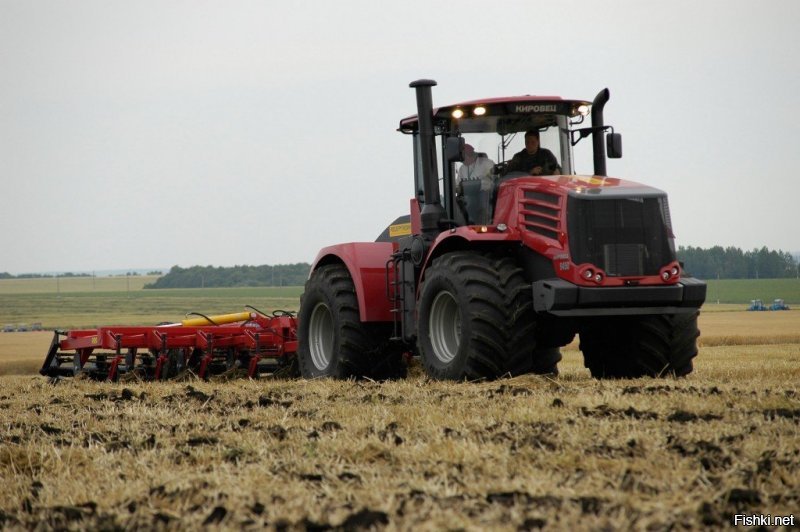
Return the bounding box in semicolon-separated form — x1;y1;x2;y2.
144;247;799;287
143;264;312;288
0;271;162;279
677;246;798;280
2;246;797;286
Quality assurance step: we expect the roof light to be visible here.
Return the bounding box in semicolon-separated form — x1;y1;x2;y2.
473;106;486;116
452;109;464;119
577;104;590;116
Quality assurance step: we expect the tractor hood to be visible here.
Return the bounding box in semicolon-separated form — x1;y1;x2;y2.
513;174;667;199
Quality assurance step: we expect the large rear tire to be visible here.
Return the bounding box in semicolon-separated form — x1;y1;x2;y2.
417;252;536;380
297;264;405;380
578;311;699;379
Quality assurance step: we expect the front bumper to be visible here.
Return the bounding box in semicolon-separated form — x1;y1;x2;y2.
532;277;707;317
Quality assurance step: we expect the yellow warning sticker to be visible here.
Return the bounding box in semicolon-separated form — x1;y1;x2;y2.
389;223;412;238
91;336;98;345
575;176;605;186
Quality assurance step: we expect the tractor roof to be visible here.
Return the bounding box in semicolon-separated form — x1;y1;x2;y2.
399;95;591;135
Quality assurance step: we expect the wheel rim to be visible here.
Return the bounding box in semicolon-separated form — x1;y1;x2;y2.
429;290;461;363
308;302;335;370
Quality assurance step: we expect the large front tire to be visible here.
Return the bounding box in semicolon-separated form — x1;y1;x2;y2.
417;252;535;381
579;312;700;379
297;264;404;380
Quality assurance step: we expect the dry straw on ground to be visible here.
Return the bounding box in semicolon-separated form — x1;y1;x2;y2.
0;339;798;530
0;311;797;529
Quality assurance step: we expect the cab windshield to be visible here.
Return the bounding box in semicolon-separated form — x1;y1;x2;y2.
456;114;574;177
448;115;576;225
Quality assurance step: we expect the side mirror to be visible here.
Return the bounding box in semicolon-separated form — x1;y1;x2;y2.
607;132;622;159
445;136;465;163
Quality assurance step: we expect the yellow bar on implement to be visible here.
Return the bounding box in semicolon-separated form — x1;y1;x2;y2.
180;311;254;327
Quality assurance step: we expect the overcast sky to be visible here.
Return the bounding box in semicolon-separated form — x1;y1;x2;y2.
1;0;798;274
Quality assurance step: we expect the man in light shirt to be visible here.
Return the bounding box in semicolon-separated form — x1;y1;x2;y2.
456;144;496;224
456;144;495;191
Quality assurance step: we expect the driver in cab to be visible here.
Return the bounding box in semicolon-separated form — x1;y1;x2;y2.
505;129;559;176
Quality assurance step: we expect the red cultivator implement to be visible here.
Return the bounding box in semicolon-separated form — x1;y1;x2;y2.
40;308;298;381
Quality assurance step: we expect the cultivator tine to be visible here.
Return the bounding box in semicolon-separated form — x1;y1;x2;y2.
198;336;213;379
73;353;83;376
247;333;262;378
105;334;123;381
124;349;138;377
108;356;124;382
79;350;92;371
151;332;165;381
154;354;166;380
39;331;65;377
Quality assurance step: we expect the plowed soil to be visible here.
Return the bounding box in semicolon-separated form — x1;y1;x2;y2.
0;313;798;530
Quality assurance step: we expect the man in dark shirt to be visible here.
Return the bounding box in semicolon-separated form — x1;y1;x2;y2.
505;129;559;175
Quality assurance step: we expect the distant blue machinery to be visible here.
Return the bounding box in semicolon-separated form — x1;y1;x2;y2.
770;299;790;311
747;298;790;311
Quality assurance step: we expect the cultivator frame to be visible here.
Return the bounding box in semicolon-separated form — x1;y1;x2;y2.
40;310;298;381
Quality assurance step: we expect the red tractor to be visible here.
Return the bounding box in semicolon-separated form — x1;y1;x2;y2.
297;79;706;380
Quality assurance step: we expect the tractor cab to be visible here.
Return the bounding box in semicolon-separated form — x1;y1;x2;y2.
399;93;622;227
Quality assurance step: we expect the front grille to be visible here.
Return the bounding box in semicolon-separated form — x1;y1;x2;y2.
603;243;645;276
567;196;676;276
520;190;562;241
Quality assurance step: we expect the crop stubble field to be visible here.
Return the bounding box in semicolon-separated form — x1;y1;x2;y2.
0;280;798;529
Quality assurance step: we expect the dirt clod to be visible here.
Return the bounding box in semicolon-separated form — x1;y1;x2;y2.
202;506;227;525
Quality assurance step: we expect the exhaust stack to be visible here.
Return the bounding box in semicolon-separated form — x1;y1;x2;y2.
410;79;446;235
591;88;610;177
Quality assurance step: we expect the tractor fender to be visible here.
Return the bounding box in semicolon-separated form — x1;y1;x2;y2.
310;242;395;323
419;227;523;282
